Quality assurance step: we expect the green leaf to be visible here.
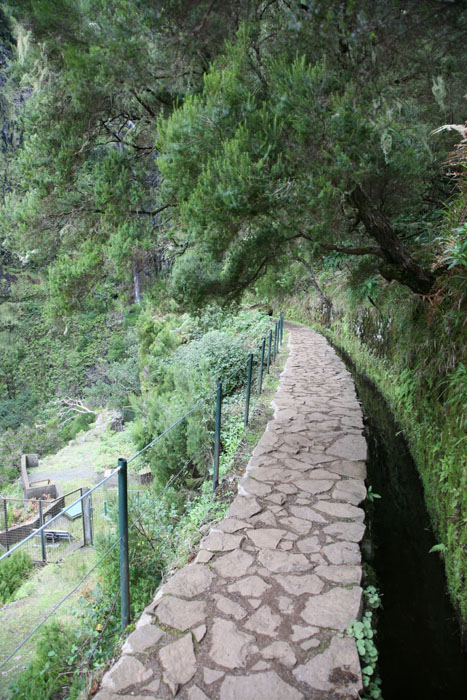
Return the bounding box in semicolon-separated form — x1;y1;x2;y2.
429;543;447;554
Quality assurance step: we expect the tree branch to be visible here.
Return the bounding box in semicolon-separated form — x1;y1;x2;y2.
350;185;435;294
130;89;156;118
298;230;383;257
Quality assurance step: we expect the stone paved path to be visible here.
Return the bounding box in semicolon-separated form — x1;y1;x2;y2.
94;326;368;700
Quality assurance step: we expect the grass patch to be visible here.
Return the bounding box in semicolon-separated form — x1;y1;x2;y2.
0;547;99;697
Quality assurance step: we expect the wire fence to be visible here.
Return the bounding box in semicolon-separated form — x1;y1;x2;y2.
1;488;89;563
0;314;285;684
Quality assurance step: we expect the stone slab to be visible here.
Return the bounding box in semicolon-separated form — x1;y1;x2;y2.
101;656;152;693
326;434;367;461
323;541;362;565
315;564;362;584
323;521;366;542
121;625;164;654
209;618;257;669
258;549;309;573
261;641;297;668
314;500;365;520
200;529;245;552
214;593;247;620
163;564;213;598
293;636;362;694
294;479;335;494
247;528;286;549
220;671;303;700
212;550;254;579
243;604;281;637
156;596;206;631
301;586;363;629
274;573;324;596
227;575;271;597
159;633;196;691
227;496;262;519
218;518;251;533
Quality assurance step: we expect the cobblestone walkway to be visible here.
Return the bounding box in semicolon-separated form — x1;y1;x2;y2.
95;326;368;700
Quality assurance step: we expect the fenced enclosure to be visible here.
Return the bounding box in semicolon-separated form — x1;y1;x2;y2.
0;488;91;562
0;314;284;686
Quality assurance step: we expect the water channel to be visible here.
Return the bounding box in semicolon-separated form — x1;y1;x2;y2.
349;371;467;699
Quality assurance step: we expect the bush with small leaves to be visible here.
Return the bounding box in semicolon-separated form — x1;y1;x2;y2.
0;551;34;605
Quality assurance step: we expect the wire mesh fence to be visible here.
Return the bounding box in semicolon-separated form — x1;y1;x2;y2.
0;314;285;687
1;488;85;563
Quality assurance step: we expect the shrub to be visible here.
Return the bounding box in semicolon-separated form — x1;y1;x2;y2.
0;392;37;431
132;309;272;485
0;551;34;605
8;621;84;700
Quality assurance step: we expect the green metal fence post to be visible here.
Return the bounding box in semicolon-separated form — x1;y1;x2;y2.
38;500;46;564
213;382;222;494
82;487;93;546
80;487;86;545
3;499;9;552
273;323;278;361
244;353;254;427
257;338;266;396
280;312;284;343
118;458;130;632
267;330;272;373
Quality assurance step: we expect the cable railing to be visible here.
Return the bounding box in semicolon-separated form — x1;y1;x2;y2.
0;313;285;681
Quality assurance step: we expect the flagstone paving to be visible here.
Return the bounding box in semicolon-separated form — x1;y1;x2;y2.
94;325;368;699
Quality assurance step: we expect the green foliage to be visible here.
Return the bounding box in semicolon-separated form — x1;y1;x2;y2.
429;543;447;555
438;224;467;270
366;486;381;503
1;0;260;309
347;612;382;699
132;307;271;484
7;621;85;700
81;326;141;414
60;411;95;442
0;417;63;486
0;391;37;431
364;585;382;611
330;303;467;628
0;273;141;483
346;587;383;699
157;5;465;300
0;551;34;605
96;493;171;619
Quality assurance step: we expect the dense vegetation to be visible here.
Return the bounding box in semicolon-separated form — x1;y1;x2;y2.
0;550;33;605
0;0;465;696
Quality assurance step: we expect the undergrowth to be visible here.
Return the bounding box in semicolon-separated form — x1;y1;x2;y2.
0;551;34;606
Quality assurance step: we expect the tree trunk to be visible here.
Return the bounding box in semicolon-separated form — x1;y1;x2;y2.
350;185;435;295
295;255;333;327
133;265;141;304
